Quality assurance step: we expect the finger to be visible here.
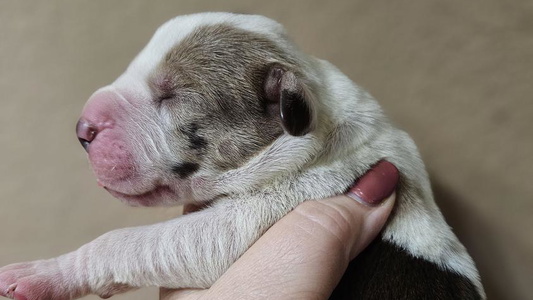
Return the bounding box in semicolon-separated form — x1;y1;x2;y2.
344;160;399;257
303;191;396;262
350;191;396;258
292;160;398;260
198;161;398;299
347;160;399;207
162;194;395;300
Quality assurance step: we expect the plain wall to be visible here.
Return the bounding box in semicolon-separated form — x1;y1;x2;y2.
0;1;531;299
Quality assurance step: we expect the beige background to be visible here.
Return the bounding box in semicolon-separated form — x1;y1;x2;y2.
0;1;531;299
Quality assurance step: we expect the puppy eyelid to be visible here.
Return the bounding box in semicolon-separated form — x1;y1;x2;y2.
157;91;177;103
159;94;175;101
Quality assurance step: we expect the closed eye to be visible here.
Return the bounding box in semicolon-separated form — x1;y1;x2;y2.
158;93;175;103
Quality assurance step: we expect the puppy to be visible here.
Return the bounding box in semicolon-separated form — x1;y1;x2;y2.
0;12;485;299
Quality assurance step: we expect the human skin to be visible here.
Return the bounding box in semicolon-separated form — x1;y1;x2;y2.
161;160;398;300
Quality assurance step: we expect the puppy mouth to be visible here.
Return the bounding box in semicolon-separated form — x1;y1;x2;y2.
104;185;175;206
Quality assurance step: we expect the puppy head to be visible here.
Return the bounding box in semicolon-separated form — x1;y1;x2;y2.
77;13;318;206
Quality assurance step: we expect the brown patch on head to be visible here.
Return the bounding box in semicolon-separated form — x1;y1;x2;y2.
148;24;300;172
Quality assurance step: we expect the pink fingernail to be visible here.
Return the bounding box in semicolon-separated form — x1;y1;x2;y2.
347;160;399;206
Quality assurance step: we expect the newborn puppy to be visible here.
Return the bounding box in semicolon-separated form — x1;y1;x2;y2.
0;12;485;299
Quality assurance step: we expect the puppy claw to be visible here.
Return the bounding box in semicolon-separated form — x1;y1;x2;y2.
5;283;17;299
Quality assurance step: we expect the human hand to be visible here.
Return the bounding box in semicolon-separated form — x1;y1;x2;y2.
160;160;398;300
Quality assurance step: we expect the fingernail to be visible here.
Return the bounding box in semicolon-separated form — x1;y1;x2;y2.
347;160;399;206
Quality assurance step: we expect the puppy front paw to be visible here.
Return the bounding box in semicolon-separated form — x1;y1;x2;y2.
0;259;81;300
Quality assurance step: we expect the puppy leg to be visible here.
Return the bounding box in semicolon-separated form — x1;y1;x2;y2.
0;200;273;300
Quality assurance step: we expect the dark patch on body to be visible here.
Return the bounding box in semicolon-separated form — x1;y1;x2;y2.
149;24;299;172
171;162;200;179
180;122;208;151
330;237;481;300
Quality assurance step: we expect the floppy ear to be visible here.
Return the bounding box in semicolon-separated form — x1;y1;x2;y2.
264;65;313;136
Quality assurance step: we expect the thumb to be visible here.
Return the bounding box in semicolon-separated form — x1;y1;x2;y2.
203;160;398;299
160;161;398;300
297;160;398;262
344;159;399;258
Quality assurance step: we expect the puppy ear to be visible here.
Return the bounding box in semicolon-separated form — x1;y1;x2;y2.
264;65;313;136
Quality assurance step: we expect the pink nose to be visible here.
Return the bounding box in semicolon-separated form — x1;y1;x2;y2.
76;89;121;152
76;119;99;152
